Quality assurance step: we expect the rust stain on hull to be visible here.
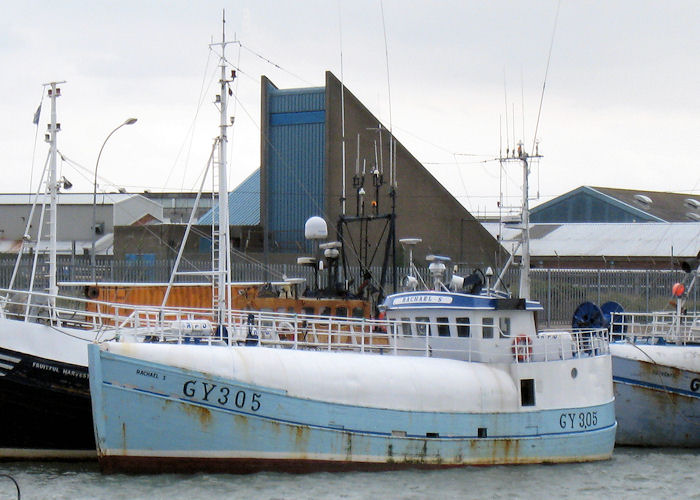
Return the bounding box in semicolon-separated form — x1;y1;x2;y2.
182;403;212;429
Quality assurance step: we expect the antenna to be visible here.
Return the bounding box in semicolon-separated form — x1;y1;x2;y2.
338;1;347;215
521;68;526;150
531;0;561;154
512;102;516;156
503;70;510;156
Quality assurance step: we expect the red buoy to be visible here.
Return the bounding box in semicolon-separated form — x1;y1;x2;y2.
672;282;685;297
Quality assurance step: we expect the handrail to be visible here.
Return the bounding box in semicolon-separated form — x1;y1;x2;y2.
610;311;700;345
0;287;610;363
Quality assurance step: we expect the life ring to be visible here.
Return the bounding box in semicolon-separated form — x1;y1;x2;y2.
277;321;296;342
511;334;532;362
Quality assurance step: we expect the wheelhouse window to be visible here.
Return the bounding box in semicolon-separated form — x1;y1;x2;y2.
401;318;412;336
456;317;470;337
499;317;511;338
436;317;450;337
482;317;494;339
416;316;429;336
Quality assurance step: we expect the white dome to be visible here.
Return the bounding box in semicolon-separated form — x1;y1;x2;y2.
305;216;328;240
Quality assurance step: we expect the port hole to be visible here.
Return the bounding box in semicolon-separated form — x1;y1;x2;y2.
426;432;439;438
478;428;487;438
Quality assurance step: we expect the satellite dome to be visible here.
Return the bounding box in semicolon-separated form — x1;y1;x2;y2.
305;216;328;240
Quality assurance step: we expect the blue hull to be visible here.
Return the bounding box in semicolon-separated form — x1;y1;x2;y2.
89;345;616;473
612;354;700;447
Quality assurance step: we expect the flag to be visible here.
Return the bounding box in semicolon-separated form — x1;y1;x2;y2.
32;104;41;125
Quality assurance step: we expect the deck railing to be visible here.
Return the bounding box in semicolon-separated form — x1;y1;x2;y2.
610;311;700;345
1;258;697;325
0;288;611;363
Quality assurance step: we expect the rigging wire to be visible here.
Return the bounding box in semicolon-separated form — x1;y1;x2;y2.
227;40;243;189
168;48;218;190
338;0;347;215
237;42;315;86
379;0;395;186
531;0;561;155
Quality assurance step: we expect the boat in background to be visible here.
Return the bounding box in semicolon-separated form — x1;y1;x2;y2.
63;281;369;320
607;255;700;447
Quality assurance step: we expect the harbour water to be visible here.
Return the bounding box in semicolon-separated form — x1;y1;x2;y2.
0;448;697;499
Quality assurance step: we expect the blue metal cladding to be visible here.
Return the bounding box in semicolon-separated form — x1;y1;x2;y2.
198;169;260;226
268;88;325;113
266;86;326;252
269;111;325;126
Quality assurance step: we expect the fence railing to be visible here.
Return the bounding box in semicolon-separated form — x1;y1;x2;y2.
0;256;696;326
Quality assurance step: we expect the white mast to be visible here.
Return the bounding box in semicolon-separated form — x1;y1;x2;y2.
518;142;530;300
210;12;234;324
46;81;65;312
498;141;539;300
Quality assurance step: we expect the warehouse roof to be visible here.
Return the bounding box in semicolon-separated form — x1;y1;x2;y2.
483;222;700;258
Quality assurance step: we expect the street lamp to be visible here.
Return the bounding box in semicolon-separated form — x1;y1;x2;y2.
91;117;137;282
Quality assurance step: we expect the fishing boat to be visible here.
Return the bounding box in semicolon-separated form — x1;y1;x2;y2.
88;146;616;472
607;256;700;447
0;41;368;459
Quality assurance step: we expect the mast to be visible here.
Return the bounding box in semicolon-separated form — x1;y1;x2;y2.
210;11;235;324
519;143;530;300
497;141;539;300
46;81;65;311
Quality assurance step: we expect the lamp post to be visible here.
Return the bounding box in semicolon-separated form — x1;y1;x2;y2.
91;117;137;282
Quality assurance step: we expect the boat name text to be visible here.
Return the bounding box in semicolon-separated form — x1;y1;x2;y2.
559;411;598;430
32;361;88;379
183;380;262;412
691;378;700;392
393;296;453;305
136;368;160;379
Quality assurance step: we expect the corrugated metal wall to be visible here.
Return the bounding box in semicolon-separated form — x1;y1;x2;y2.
266;86;326;252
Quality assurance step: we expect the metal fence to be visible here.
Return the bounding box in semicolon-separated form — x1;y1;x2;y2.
1;256;696;326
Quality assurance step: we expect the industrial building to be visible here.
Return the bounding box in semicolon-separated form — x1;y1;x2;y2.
134;71;502;272
484;186;700;269
0;193;162;255
258;71;500;268
530;186;700;223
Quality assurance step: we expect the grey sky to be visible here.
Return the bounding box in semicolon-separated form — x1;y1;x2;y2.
1;1;699;216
